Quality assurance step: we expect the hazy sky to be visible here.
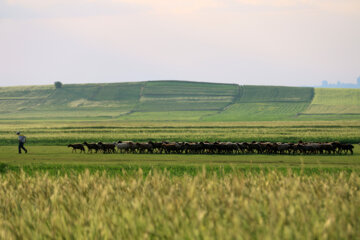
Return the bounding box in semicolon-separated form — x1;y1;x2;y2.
0;0;359;87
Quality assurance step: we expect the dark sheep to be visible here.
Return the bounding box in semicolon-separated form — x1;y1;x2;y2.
97;142;116;154
83;142;100;153
76;140;355;155
68;144;85;153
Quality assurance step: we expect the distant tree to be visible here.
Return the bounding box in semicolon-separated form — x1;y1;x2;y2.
54;81;63;89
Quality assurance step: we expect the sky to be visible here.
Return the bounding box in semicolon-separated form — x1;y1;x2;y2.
0;0;359;87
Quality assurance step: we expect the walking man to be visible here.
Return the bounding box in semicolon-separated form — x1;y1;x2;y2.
16;131;27;154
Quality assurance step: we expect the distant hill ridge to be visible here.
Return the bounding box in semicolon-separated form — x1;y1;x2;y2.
0;80;359;121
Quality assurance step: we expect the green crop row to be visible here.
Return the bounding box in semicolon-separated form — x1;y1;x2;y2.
1;120;359;145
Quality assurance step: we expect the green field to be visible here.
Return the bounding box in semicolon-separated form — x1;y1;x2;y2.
135;81;238;112
0;145;359;176
300;88;360;120
1;119;359;175
0;81;239;121
1;120;359;146
0;82;142;120
202;102;310;121
0;120;359;176
236;85;313;103
1;81;358;121
1;119;359;176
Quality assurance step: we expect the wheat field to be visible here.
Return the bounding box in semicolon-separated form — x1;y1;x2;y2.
0;170;358;239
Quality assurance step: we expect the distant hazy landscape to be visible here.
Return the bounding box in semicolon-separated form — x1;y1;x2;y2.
0;81;359;121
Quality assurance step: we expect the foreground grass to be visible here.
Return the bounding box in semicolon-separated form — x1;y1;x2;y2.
0;170;359;239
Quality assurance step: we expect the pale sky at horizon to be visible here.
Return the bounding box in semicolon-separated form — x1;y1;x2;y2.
0;0;359;87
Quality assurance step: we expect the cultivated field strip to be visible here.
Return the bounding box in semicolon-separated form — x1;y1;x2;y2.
237;85;314;103
1;121;359;145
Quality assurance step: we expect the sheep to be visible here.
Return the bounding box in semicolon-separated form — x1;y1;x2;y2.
68;144;85;153
97;142;116;154
115;141;134;153
83;142;100;153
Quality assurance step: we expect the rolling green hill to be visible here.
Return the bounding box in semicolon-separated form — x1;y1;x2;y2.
202;86;314;121
299;88;360;120
135;81;238;112
0;81;358;121
0;83;143;120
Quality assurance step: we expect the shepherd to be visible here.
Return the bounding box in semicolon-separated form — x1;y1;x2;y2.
16;131;27;154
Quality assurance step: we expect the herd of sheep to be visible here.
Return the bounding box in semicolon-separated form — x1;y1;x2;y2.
67;141;355;155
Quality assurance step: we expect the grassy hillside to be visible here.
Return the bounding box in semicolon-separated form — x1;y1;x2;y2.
0;81;358;121
202;86;313;121
299;88;360;120
135;81;238;112
0;81;240;121
0;83;144;120
237;85;313;103
203;102;310;121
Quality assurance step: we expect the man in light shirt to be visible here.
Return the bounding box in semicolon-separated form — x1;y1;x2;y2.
16;131;27;154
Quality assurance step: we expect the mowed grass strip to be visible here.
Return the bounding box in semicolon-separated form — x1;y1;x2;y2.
1;145;359;174
0;170;358;239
